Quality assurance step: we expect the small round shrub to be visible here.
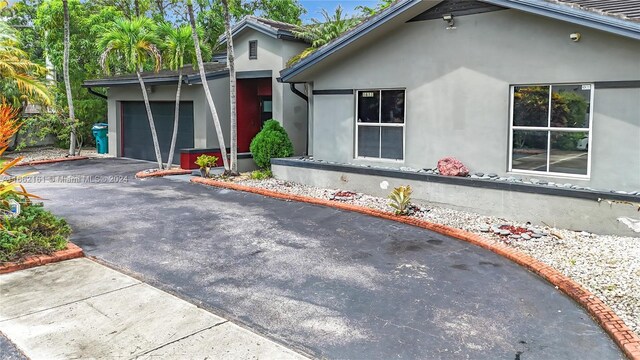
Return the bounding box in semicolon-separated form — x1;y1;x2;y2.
250;119;294;169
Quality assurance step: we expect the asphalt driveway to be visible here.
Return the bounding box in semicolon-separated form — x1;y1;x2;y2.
19;158;622;359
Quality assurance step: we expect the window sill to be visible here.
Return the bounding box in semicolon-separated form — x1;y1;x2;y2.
508;169;590;181
354;157;404;164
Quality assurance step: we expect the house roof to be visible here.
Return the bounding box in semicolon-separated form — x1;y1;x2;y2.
548;0;640;22
280;0;640;82
82;63;228;88
219;16;305;43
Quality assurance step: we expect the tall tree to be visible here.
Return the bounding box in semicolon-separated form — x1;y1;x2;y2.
221;0;237;174
290;6;359;64
99;17;163;169
187;0;229;170
62;0;77;156
157;23;208;169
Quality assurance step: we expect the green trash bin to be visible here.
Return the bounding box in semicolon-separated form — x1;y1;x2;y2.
92;123;109;154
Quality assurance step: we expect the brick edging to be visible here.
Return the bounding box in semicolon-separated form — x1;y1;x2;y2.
191;176;640;360
135;169;193;179
0;243;84;274
15;156;89;167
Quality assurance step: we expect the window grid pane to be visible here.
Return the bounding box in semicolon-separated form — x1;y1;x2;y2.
356;90;405;160
511;84;591;176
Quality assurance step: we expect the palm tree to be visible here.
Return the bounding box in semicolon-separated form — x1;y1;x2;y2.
99;17;164;169
290;6;360;65
0;20;51;105
186;0;229;171
62;0;77;156
157;23;206;169
221;0;237;174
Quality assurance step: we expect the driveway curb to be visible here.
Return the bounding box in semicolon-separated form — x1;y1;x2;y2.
0;243;84;275
15;156;89;167
136;169;193;179
191;176;640;360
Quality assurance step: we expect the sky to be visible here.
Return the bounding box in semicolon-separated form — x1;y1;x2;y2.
299;0;378;22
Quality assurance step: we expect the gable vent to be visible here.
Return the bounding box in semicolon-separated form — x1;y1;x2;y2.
249;40;258;60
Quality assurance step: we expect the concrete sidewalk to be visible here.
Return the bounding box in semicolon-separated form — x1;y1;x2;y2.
0;258;307;360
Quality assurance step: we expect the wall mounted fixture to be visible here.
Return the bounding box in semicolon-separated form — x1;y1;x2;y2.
443;14;455;29
570;32;582;42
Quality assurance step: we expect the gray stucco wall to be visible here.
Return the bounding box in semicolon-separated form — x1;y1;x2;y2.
106;77;230;158
306;9;640;191
272;163;639;237
234;30;309;155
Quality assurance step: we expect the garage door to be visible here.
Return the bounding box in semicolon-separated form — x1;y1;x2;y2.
121;101;194;164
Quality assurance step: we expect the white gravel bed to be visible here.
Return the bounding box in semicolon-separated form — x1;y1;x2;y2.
234;177;640;335
6;146;112;164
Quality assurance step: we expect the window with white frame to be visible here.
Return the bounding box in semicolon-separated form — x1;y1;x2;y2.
356;89;405;160
510;84;593;176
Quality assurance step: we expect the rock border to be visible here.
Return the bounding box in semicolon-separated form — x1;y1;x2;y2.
14;156;90;167
191;176;640;360
0;243;84;275
135;169;193;179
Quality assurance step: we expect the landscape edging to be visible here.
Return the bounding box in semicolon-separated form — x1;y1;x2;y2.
0;243;84;274
191;176;640;360
135;169;193;179
15;156;89;167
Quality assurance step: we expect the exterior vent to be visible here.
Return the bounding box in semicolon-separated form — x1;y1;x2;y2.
249;40;258;60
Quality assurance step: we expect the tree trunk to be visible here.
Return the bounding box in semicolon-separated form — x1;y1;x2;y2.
222;0;237;174
166;69;182;169
134;0;140;17
137;71;164;169
187;0;229;171
63;0;76;156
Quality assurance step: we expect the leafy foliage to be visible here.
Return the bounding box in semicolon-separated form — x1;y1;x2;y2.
195;154;218;177
99;17;162;74
250;119;293;169
0;202;70;263
156;22;209;71
250;168;272;180
0;102;21;146
289;6;360;65
196;0;305;52
356;0;393;16
388;185;412;216
0;16;51;105
0;103;39;215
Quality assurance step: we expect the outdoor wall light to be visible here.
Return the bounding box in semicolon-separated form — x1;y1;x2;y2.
443;14;455;29
570;32;582;42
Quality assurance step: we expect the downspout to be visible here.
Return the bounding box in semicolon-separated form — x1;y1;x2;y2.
289;82;308;102
289;82;310;155
86;87;108;100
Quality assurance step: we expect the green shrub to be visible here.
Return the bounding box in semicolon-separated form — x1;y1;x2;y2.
249;119;294;169
0;203;70;263
250;169;272;180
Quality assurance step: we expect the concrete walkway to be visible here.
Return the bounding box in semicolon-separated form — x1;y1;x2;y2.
0;258;306;360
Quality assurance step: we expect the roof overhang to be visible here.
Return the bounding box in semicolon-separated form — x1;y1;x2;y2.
280;0;640;83
219;17;302;44
480;0;640;40
82;70;230;88
280;0;436;82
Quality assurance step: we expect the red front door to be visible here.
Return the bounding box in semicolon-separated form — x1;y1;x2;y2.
236;78;272;152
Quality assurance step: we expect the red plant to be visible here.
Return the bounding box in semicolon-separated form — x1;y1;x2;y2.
0;101;22;149
0;102;21;148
